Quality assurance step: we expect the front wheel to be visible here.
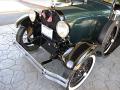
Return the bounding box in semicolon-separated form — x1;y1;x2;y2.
16;26;41;51
67;55;96;90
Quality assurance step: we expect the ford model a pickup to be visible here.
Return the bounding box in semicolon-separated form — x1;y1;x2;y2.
15;0;120;90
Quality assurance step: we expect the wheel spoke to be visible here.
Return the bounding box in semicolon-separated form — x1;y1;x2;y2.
22;29;35;46
69;58;93;87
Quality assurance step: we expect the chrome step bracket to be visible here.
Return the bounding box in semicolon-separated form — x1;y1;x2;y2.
13;41;68;88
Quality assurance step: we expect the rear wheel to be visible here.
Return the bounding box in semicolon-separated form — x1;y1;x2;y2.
16;26;40;51
67;55;96;90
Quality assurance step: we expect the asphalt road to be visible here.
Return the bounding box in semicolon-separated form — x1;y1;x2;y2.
0;12;26;26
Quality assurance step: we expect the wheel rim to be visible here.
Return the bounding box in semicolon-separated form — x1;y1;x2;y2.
68;55;96;90
104;26;118;54
22;27;35;47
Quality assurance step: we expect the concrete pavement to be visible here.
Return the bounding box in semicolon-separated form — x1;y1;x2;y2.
0;24;120;90
0;12;26;26
0;0;31;13
20;0;51;8
0;0;31;26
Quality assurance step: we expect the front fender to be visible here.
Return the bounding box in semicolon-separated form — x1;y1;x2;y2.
16;14;31;28
63;42;97;69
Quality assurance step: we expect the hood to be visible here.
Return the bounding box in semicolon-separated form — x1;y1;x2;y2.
56;1;111;24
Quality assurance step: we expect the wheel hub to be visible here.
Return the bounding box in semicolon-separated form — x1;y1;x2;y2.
111;39;114;43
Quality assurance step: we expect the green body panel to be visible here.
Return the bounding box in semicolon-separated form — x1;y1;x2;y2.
55;1;111;44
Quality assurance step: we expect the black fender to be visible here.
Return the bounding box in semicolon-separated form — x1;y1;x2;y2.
16;13;42;36
63;42;97;69
16;14;32;28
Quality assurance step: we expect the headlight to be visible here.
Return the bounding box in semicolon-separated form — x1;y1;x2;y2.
29;11;36;22
56;21;69;39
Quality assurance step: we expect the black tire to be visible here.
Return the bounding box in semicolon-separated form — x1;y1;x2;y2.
16;26;40;51
98;20;120;56
67;55;96;90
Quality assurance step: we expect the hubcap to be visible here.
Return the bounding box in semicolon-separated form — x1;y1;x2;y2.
22;27;34;46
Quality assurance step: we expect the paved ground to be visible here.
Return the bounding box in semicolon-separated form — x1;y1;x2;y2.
0;24;120;90
0;12;27;26
0;0;31;26
0;0;31;13
20;0;52;8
